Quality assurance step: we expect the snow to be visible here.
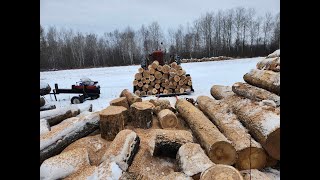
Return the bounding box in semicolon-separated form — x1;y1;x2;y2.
40;119;50;135
40;57;262;111
262;167;280;180
267;49;280;58
40;80;49;89
40;106;73;120
88;161;123;180
40;112;100;151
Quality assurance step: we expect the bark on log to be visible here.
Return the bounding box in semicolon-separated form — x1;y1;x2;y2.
149;129;194;158
177;142;214;177
232;82;280;106
256;57;280;72
40;112;100;165
40;106;76;126
130;101;155;129
243;69;280;95
110;97;130;109
200;164;243;180
40;104;56;111
197;96;267;170
157;109;178;129
175;99;237;165
210;85;235;100
99;106;128;140
240;169;271;180
225;95;280;160
120;89;142;106
100;129;140;171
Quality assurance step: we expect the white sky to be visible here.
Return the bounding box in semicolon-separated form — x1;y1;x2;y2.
40;0;280;35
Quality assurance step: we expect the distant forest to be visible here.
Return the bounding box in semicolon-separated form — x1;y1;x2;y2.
40;7;279;70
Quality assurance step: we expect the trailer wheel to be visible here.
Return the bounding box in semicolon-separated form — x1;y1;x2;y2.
71;96;83;104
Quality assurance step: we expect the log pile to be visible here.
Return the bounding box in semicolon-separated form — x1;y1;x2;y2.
181;56;233;63
133;61;193;96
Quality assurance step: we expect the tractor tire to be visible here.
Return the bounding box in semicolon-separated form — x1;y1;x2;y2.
71;96;83;104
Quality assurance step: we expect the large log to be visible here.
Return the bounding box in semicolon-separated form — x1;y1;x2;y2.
232;82;280;106
175;99;237;165
197;96;267;170
240;169;272;180
177;142;214;177
120;89;142;106
157;109;178;129
225;95;280;160
149;129;194;158
40;119;50;135
210;85;235;100
100;129;140;171
40;148;90;180
130;101;155;129
200;164;243;180
40;104;56;111
99;106;128;140
40;106;76;126
149;99;175;114
243;69;280;95
40;112;100;165
256;57;280;72
109;97;130;109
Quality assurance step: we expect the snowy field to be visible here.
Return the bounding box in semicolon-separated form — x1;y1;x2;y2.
40;57;263;112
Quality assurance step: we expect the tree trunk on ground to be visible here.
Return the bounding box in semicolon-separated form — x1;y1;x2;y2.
99;106;128;140
240;169;271;180
243;69;280;95
130;101;155;129
256;57;280;72
157;109;178;129
225;95;280;160
232;82;280;106
120;89;142;106
40;112;100;165
197;96;267;170
200;164;243;180
40;104;56;111
210;85;235;100
175;99;237;165
150;129;194;158
109;97;130;109
40;106;76;126
100;129;140;171
177;142;214;177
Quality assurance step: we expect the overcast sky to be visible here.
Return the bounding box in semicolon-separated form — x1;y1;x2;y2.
40;0;280;35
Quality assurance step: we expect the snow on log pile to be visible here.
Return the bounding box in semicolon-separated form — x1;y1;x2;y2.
40;106;79;126
133;61;193;96
40;112;100;164
181;56;233;63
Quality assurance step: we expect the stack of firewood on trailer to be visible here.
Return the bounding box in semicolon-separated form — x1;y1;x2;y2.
133;61;193;96
40;50;280;180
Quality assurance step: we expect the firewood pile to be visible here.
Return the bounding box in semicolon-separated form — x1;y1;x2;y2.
181;56;233;63
133;61;193;96
40;50;280;180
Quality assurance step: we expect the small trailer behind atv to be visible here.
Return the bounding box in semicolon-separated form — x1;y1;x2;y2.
51;79;101;104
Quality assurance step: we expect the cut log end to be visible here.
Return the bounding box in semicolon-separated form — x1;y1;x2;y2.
209;141;237;165
157;109;178;129
200;164;243;180
236;147;267;170
265;128;280;160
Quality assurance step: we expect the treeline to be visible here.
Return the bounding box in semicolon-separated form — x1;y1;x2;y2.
40;7;280;70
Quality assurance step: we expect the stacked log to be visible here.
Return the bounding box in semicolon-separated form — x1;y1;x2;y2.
197;96;267;170
210;85;235;100
200;165;243;180
256;57;280;72
175;99;237;165
130;101;155;129
133;61;193;96
181;56;233;63
120;89;142;106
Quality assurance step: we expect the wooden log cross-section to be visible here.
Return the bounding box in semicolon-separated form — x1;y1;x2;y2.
99;105;128;141
240;169;272;180
149;129;194;158
197;96;267;170
176;142;214;177
243;69;280;95
232;82;280;107
175;99;237;165
130;101;155;129
120;89;142;106
157;109;178;129
210;85;235;100
225;95;280;160
200;164;243;180
109;97;130;109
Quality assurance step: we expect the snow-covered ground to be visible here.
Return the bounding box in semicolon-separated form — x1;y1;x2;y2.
40;57;263;111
